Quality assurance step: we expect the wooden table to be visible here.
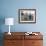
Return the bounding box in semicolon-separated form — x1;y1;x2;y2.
4;32;43;46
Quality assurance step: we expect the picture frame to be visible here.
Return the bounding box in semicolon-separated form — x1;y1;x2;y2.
18;9;36;23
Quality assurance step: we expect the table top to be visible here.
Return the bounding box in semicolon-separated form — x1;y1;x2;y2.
4;32;43;35
4;32;43;40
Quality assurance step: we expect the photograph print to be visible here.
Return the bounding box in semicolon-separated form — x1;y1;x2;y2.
19;9;36;23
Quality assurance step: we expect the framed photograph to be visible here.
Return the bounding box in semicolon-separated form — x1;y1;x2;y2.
18;9;36;23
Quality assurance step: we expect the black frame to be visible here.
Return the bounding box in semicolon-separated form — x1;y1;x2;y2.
18;9;36;23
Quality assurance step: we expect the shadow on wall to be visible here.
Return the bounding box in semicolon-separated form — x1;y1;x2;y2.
0;16;5;46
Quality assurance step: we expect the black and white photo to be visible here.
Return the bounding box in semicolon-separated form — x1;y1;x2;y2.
19;9;36;23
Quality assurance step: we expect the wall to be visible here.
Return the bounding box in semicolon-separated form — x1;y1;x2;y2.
0;0;46;32
0;0;46;46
